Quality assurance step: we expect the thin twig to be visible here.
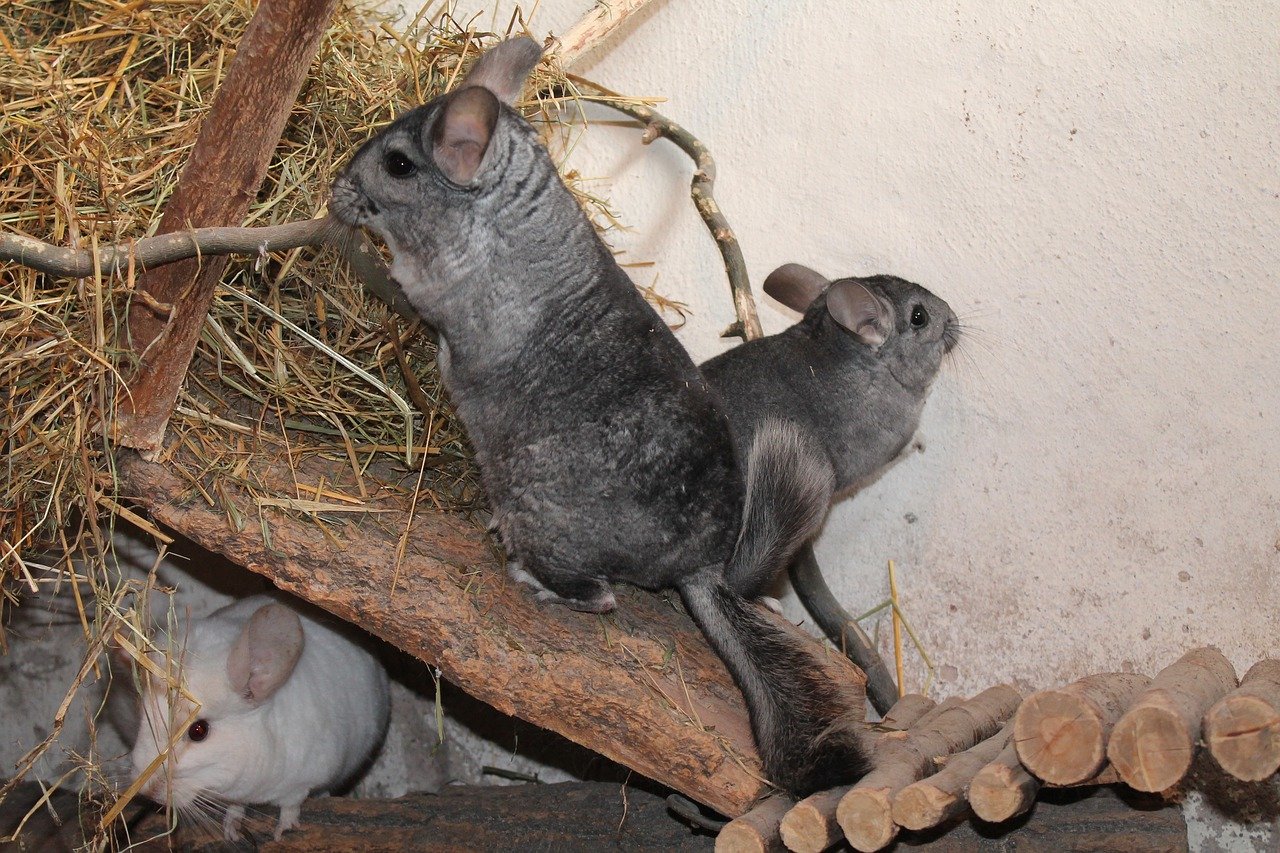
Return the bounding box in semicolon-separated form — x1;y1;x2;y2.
573;83;761;342
890;559;905;699
0;216;418;321
551;0;658;68
481;766;543;784
385;317;437;419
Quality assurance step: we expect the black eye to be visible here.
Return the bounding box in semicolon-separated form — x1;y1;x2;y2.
384;151;416;178
910;305;929;327
187;719;209;742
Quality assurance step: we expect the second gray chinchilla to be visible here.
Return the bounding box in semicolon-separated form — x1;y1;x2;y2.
701;263;959;599
329;38;870;796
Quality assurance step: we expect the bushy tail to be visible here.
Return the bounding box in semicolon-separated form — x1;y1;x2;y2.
727;418;834;599
677;570;871;796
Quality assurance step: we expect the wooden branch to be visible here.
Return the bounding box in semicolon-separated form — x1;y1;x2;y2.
3;218;324;279
968;735;1039;823
789;546;898;715
836;686;1022;852
551;0;658;68
1107;646;1237;792
716;795;794;853
0;218;417;321
1013;672;1151;786
577;89;761;343
891;725;1011;831
113;0;344;455
1204;659;1280;782
113;448;872;817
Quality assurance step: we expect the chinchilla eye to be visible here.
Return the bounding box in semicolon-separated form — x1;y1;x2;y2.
187;719;210;742
383;151;416;178
910;304;929;327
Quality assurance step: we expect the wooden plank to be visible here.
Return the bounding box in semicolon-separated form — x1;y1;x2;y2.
115;449;866;817
1;780;1189;851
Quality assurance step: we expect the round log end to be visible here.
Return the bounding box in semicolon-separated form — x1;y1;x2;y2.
1013;690;1106;784
715;821;771;853
836;788;896;852
1205;695;1280;782
890;784;950;831
1106;704;1194;792
968;767;1033;824
777;801;832;853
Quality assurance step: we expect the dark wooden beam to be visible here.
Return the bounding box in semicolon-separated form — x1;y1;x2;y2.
114;0;343;455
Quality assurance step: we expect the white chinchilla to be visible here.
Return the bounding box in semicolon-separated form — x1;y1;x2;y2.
126;594;390;841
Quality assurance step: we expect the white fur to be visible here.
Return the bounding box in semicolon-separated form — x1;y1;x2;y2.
128;594;390;840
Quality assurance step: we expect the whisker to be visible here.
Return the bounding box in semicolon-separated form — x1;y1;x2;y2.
175;803;220;842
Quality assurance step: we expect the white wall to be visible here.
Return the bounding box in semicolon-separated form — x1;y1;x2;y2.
454;0;1279;696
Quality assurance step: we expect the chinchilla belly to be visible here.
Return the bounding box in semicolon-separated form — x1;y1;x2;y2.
485;421;742;589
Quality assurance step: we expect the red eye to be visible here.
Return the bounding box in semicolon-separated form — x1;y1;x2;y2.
187;719;210;742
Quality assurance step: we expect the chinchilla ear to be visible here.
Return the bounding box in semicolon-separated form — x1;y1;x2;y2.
827;279;893;347
431;86;500;185
462;36;543;105
226;603;304;706
763;263;830;312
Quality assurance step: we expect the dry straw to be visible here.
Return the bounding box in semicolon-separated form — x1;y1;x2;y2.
0;0;644;840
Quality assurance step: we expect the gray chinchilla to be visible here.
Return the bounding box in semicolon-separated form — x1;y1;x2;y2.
701;262;959;598
329;38;870;796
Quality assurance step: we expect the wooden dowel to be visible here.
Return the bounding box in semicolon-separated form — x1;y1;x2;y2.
1107;647;1237;792
717;794;794;853
1204;659;1280;782
836;685;1022;852
1013;672;1150;785
891;725;1012;831
552;0;657;68
968;736;1040;823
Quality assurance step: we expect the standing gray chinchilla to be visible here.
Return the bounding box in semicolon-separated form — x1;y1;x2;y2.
700;263;959;599
328;37;870;796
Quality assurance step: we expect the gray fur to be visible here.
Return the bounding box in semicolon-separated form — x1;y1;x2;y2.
701;266;959;597
732;419;835;599
330;37;869;795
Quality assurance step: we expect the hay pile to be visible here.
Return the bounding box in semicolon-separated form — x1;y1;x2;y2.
0;0;639;833
0;0;628;588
